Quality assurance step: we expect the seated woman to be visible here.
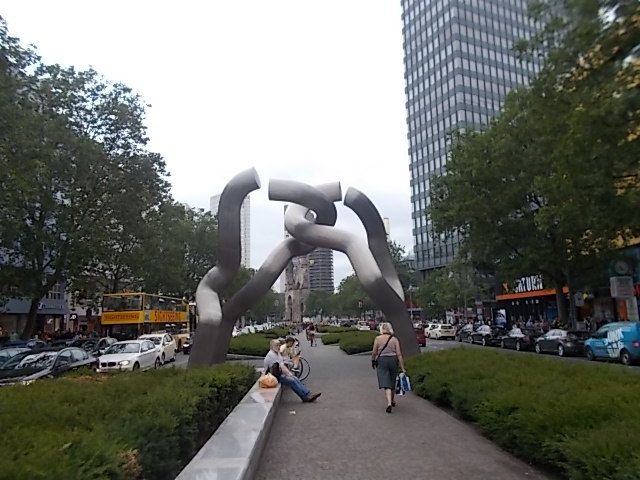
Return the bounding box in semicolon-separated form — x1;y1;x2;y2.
279;336;301;372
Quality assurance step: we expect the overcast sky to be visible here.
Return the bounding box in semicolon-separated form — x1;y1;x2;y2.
2;1;412;290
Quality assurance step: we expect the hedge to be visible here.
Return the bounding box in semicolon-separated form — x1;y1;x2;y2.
320;331;378;354
318;326;355;333
229;333;271;356
0;364;255;479
407;348;640;480
260;327;289;339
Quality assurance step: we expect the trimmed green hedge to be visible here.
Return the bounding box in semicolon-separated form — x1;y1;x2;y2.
318;325;355;333
229;333;271;356
320;333;341;345
320;331;378;354
261;327;289;339
0;364;255;479
407;349;640;480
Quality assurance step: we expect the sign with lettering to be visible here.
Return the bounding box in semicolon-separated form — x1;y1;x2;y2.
505;275;544;294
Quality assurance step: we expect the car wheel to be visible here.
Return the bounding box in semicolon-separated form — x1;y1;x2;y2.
155;358;161;369
457;336;461;342
500;340;505;348
161;353;165;364
620;349;632;366
535;343;541;354
481;337;487;347
586;348;595;361
133;362;140;371
467;336;473;344
515;341;521;352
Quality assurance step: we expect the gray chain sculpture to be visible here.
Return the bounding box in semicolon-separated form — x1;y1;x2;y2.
188;169;419;368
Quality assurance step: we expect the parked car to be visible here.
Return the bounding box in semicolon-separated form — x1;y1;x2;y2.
424;323;440;338
500;327;541;351
356;321;371;331
534;329;589;356
138;333;177;364
429;324;456;340
72;337;118;356
0;347;30;363
584;321;640;366
470;325;505;346
415;328;426;347
0;347;97;386
455;323;474;342
96;340;161;372
1;339;48;350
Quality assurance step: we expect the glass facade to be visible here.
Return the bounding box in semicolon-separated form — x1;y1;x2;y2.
401;0;540;275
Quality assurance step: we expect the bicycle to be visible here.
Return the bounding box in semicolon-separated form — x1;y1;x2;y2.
291;356;310;381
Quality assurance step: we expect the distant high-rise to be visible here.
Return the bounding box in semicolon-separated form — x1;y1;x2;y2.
210;193;251;268
401;0;540;276
308;248;334;292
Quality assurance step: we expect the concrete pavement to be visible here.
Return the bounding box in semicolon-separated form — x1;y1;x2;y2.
255;334;548;480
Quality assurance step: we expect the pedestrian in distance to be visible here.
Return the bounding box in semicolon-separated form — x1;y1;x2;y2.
371;322;406;413
264;339;320;403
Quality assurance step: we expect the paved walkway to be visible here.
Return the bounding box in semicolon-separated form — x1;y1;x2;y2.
255;334;548;480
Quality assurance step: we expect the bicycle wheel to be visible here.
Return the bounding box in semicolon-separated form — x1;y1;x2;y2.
297;357;310;381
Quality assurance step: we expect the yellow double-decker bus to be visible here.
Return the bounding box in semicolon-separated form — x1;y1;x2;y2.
101;293;190;349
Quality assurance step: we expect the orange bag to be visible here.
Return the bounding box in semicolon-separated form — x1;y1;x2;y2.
258;372;278;388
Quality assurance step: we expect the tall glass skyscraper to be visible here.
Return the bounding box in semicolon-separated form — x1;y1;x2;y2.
401;0;540;276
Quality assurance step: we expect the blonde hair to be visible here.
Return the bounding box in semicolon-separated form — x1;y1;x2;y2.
270;339;281;349
379;322;394;335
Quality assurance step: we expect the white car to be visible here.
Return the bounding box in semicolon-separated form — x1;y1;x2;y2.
138;333;177;364
424;323;440;338
430;324;456;340
96;340;161;372
356;321;370;331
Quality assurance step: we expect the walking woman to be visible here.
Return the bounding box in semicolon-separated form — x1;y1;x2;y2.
371;322;406;413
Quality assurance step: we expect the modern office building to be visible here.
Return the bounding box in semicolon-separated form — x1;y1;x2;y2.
210;193;251;268
308;248;334;292
401;0;541;277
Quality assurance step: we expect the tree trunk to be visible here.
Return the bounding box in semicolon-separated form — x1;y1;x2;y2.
21;298;40;339
554;280;568;327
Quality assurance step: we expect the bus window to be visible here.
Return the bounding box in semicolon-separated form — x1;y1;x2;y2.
103;295;142;312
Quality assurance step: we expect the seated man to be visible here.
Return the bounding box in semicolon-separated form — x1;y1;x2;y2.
279;336;301;372
264;339;320;403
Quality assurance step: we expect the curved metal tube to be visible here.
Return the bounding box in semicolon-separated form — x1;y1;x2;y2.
344;187;403;299
189;168;261;367
279;183;418;357
189;181;342;367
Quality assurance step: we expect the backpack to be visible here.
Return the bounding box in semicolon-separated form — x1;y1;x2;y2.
269;361;282;378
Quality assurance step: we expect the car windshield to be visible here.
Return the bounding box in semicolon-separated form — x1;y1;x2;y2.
142;337;162;345
16;352;57;370
105;343;140;354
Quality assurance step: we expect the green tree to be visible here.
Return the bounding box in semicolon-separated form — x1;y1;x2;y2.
305;290;334;319
0;20;169;337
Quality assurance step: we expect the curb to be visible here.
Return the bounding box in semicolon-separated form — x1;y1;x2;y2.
176;375;281;480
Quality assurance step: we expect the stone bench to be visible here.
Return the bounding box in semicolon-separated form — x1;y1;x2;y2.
176;375;281;480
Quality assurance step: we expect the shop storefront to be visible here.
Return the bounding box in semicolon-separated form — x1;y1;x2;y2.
495;275;567;327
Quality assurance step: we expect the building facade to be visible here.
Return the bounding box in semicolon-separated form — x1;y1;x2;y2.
308;248;334;292
210;193;251;268
401;0;540;276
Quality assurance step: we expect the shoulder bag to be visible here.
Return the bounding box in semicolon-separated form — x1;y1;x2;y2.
371;335;394;369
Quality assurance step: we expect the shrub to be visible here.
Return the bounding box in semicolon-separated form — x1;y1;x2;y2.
261;327;289;338
320;331;378;353
338;331;378;354
318;326;355;333
320;333;341;345
0;364;255;479
229;333;271;356
407;349;640;480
